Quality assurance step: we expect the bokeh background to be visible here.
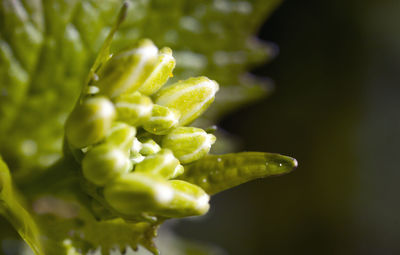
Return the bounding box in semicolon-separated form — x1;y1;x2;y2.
175;0;400;254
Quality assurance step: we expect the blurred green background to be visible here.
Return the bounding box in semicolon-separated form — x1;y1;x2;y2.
175;0;400;254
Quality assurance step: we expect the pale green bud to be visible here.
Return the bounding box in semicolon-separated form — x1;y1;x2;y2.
115;92;153;126
154;77;219;125
137;47;176;96
143;105;180;135
158;180;210;218
105;122;136;153
130;137;143;154
162;127;216;164
82;145;132;186
130;137;145;165
130;152;145;165
96;39;159;98
139;139;161;156
103;172;174;215
65;97;116;149
134;149;183;179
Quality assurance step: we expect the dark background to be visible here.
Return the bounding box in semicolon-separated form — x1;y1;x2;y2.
176;0;400;254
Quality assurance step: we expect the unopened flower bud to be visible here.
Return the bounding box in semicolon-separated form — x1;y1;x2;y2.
65;97;116;149
103;172;174;215
158;180;210;218
129;137;145;165
130;137;143;154
134;149;183;179
130;153;145;165
105;122;136;153
143;105;180;135
162;127;216;164
82;145;132;186
137;47;176;96
139;139;161;156
154;77;219;125
115;92;153;126
96;40;159;98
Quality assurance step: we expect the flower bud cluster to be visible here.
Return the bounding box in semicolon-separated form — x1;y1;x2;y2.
65;40;218;219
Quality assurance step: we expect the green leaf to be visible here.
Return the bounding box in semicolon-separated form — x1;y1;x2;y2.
14;158;161;255
0;0;281;172
0;39;29;135
179;152;298;195
34;209;159;255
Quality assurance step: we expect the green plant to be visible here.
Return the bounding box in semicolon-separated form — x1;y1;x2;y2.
0;1;297;254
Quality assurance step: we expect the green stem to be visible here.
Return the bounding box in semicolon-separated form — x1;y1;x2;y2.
0;157;44;255
80;1;128;102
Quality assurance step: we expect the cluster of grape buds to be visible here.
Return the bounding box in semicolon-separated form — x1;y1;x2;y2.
65;39;218;219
